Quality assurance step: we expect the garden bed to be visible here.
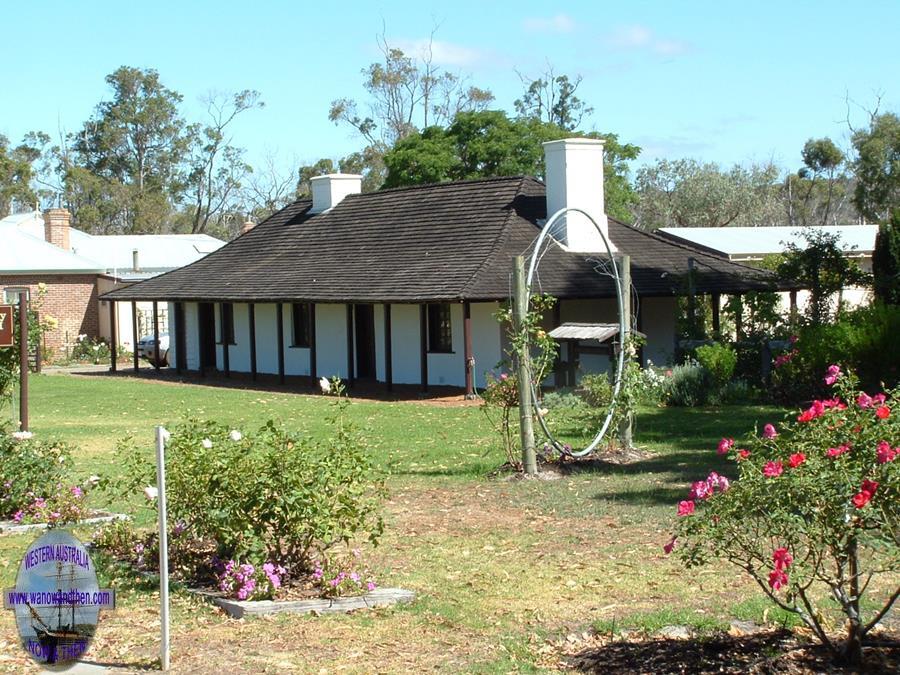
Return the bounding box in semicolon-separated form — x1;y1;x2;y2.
0;511;127;535
189;586;416;619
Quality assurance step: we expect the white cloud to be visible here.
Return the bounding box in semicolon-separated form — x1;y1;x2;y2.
604;24;692;58
522;14;576;33
392;38;486;67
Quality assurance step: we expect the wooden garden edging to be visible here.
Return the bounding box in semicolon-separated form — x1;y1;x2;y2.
190;587;416;619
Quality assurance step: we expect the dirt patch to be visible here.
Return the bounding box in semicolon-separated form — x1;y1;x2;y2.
493;445;657;480
551;628;900;674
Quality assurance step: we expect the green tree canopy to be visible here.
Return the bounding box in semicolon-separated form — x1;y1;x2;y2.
0;134;38;217
70;66;188;233
634;158;782;229
784;137;854;227
852;112;900;222
872;209;900;305
383;110;639;221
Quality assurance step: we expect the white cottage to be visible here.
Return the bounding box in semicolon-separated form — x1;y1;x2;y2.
102;139;777;395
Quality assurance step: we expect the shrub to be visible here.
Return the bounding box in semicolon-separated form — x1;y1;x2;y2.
217;560;285;601
110;403;385;574
70;336;111;364
666;366;900;666
13;484;89;526
0;428;75;519
664;361;709;407
540;390;585;410
312;548;378;598
694;342;737;390
480;372;520;466
772;304;900;403
578;373;612;409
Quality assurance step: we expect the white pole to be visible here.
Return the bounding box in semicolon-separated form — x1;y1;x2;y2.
155;426;170;671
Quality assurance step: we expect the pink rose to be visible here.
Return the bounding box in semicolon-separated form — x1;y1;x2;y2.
762;424;777;439
763;461;783;478
677;500;695;517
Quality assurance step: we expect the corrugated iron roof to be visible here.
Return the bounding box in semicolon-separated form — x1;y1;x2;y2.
658;225;878;260
548;323;646;341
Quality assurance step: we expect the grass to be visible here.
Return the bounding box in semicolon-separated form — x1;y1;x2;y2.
0;372;816;672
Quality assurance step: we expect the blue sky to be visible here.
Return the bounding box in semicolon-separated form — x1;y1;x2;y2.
2;1;897;178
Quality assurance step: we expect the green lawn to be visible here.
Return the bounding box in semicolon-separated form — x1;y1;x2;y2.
0;373;797;672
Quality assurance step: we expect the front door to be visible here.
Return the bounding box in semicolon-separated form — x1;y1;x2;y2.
198;302;216;372
354;304;376;379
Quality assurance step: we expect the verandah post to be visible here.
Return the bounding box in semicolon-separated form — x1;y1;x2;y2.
512;256;536;475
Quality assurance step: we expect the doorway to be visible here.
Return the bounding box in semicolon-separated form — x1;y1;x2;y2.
198;302;216;372
354;304;376;379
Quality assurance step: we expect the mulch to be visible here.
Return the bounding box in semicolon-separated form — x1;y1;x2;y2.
554;629;900;674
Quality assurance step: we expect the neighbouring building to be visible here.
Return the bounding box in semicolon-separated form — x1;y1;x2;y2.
1;209;224;357
101;138;786;395
658;225;877;311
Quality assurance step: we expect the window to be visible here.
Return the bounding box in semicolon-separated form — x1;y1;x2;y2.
218;303;235;345
3;287;29;304
291;303;312;347
427;303;453;353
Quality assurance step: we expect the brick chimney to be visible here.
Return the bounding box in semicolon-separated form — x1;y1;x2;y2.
43;207;72;251
309;174;363;214
241;219;256;235
542;138;616;253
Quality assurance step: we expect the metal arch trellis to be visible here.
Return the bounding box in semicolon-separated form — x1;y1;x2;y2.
524;207;627;458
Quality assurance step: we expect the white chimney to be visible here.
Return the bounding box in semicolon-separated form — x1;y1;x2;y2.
542;138;616;253
309;174;363;214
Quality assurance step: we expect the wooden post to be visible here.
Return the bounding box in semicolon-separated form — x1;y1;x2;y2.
419;304;428;392
463;301;474;399
512;256;536;475
152;301;160;371
18;293;28;432
734;294;744;341
131;301;139;372
383;303;392;392
553;301;563;388
346;304;355;387
618;255;633;450
221;303;230;378
711;293;721;339
309;303;317;387
276;303;285;384
249;303;257;382
109;301;118;373
687;257;698;338
174;303;185;374
789;290;798;328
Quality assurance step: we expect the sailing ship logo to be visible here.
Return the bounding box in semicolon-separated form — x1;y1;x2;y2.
3;529;115;667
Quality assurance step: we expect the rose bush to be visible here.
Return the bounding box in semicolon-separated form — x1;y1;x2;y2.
108;397;385;576
667;366;899;665
0;428;75;519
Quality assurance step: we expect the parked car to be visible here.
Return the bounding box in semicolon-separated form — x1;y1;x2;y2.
137;333;170;367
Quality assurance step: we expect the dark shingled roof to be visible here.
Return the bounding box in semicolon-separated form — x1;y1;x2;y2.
103;176;780;303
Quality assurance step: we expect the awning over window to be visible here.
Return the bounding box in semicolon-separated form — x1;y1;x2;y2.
547;322;645;342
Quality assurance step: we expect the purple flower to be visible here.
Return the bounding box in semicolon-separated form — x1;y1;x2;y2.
367;581;376;592
12;510;23;523
824;364;841;386
350;572;360;583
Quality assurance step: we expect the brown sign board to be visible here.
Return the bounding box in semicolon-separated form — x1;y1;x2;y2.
0;305;13;347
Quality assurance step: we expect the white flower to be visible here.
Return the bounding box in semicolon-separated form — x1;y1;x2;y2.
229;430;242;442
538;408;549;417
143;486;158;501
201;438;213;449
319;377;331;393
58;455;65;463
11;431;33;441
86;475;101;488
92;344;101;351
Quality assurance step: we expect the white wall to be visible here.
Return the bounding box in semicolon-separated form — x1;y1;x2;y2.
471;302;503;388
316;303;349;379
427;303;464;386
640;296;677;367
389;304;420;384
184;302;199;371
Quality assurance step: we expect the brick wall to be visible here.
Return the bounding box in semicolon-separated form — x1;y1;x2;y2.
0;275;101;355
